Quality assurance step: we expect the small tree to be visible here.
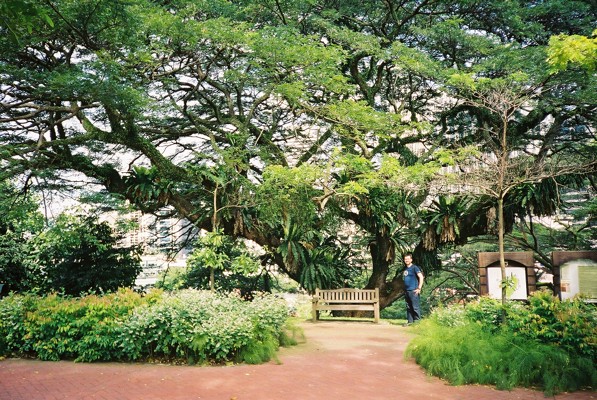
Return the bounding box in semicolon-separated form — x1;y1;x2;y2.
444;74;597;306
186;230;261;293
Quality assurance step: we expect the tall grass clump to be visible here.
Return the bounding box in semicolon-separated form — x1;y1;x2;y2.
406;292;596;395
0;289;295;365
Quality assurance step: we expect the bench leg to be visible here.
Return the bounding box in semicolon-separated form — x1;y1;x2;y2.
374;304;380;323
312;304;318;322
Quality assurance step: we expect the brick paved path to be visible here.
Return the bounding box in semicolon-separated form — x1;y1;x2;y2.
0;321;594;400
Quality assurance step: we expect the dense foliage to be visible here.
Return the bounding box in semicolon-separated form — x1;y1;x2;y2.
0;289;293;364
0;177;144;295
0;181;45;292
406;292;597;394
30;214;142;295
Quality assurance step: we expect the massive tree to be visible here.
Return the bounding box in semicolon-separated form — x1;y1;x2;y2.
1;0;595;307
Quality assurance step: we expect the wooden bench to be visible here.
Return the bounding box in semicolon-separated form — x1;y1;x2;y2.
312;288;380;323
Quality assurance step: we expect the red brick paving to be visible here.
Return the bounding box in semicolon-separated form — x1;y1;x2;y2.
0;321;594;400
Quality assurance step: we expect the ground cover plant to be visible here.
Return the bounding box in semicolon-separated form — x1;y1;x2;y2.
0;289;294;364
405;292;596;395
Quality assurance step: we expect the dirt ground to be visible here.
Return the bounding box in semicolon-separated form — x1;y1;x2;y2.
0;320;594;400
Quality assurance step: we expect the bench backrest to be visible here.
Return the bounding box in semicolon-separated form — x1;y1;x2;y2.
315;288;379;303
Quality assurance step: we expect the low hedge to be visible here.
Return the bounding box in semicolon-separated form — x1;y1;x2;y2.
0;288;292;364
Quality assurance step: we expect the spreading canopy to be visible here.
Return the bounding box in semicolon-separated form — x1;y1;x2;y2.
1;0;595;305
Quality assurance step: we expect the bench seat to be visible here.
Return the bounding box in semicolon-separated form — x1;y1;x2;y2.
312;288;380;323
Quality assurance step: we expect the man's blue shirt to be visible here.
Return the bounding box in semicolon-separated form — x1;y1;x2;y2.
403;265;422;291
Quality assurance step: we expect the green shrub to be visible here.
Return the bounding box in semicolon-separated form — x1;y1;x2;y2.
72;289;152;362
0;292;37;355
115;290;291;364
406;295;597;395
0;289;149;361
463;296;503;332
506;291;597;363
0;289;292;365
461;292;597;364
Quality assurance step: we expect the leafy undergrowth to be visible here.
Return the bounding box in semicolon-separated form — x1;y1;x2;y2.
405;292;596;395
0;288;299;365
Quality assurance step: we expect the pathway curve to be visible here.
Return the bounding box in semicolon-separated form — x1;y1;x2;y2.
0;321;594;400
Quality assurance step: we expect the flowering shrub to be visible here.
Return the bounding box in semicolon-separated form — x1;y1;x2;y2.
0;289;291;364
430;304;467;327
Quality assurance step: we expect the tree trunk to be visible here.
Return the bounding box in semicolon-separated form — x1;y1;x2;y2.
367;234;406;310
497;197;507;306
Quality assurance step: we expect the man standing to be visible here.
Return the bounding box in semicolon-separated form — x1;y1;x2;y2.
402;253;424;325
